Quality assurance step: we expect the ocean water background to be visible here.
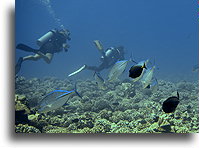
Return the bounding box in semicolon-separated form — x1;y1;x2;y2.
16;0;198;82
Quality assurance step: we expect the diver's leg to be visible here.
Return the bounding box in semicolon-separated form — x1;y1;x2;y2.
15;54;42;75
23;54;42;61
43;53;53;64
23;52;53;64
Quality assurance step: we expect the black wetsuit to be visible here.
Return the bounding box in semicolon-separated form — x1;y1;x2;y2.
16;31;68;54
39;31;67;54
15;30;69;75
86;47;125;72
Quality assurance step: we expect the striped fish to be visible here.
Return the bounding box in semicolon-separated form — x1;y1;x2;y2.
108;60;129;81
140;66;155;88
38;86;81;113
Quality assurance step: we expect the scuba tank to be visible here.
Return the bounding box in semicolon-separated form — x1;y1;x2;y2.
36;30;55;47
105;47;114;57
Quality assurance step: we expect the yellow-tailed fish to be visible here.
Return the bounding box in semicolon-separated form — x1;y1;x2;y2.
129;59;149;82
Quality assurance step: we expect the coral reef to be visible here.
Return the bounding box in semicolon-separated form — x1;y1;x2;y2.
15;76;199;133
15;124;41;133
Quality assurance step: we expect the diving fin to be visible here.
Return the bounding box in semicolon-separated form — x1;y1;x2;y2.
93;40;103;51
15;57;23;75
68;65;86;77
93;40;105;57
16;43;39;54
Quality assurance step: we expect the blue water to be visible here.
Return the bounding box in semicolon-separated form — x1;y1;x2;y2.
16;0;198;81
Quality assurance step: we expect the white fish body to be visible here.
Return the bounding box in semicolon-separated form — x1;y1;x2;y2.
108;60;128;81
141;66;155;88
150;78;158;91
38;90;74;113
94;72;106;89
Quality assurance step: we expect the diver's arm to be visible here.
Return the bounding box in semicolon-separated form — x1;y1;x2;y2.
37;51;53;63
86;65;100;72
86;63;105;72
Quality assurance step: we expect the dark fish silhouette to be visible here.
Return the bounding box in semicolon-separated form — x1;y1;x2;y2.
129;63;146;79
72;118;79;123
112;102;119;106
15;110;29;125
162;92;179;113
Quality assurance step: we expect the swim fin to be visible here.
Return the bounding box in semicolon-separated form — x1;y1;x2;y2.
16;43;39;53
68;65;86;77
15;57;23;75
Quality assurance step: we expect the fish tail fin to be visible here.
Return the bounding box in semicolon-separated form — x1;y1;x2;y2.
74;83;82;99
142;63;147;69
177;91;179;99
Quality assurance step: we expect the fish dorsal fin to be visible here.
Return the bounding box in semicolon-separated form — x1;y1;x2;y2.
93;71;101;77
93;71;97;77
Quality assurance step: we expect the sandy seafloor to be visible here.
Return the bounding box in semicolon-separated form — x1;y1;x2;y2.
15;76;198;133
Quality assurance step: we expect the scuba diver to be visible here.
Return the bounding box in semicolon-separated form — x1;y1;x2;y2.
15;29;71;75
68;40;125;77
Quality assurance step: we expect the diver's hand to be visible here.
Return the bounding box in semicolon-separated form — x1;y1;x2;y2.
63;43;70;52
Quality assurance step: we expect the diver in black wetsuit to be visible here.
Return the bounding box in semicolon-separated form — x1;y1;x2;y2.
85;45;125;72
15;29;71;75
68;40;125;77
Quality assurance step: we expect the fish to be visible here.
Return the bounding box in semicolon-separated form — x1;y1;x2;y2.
108;60;129;81
129;59;149;82
15;110;29;125
112;102;119;106
140;66;155;88
38;85;82;113
162;92;179;113
94;72;106;89
147;77;158;91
